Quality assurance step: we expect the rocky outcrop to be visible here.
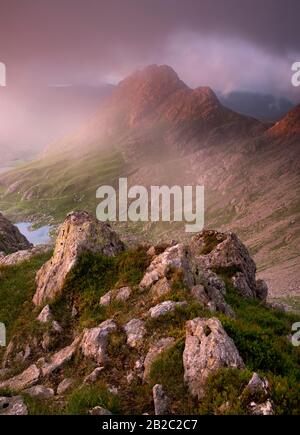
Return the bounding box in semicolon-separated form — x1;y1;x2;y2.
0;245;50;267
100;286;132;306
153;384;170;415
37;305;53;323
148;301;187;318
123;319;146;348
140;243;196;290
0;364;41;391
56;378;74;395
83;367;104;384
41;335;81;377
189;230;268;300
0;396;28;415
33;211;124;306
0;212;32;254
24;385;54;399
183;317;244;399
240;372;273;415
80;319;117;366
191;269;235;317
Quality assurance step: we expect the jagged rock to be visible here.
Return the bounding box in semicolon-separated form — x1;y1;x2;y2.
0;212;32;254
191;269;235;318
89;406;112;415
183;317;244;399
52;320;63;333
232;272;253;298
80;319;117;366
139;244;196;290
242;372;269;403
100;286;132;306
248;399;274;415
255;279;268;302
99;291;112;306
83;367;104;384
123;319;146;348
153;384;170;415
24;385;54;399
33;211;124;306
41;335;81;377
37;305;53;323
144;337;175;380
115;286;132;302
150;278;172;299
0;396;28;415
189;230;263;300
148;300;187;318
0;245;51;267
0;364;41;391
57;378;74;395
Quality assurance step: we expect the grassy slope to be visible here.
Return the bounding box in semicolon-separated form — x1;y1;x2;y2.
0;250;299;415
0;148;126;225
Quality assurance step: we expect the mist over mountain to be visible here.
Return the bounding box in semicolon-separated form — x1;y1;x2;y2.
0;64;299;299
218;91;294;121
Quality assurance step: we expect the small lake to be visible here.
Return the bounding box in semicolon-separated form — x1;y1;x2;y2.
15;222;51;246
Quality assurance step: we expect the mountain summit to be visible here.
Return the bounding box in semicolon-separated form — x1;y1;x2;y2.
0;65;299;298
44;64;264;161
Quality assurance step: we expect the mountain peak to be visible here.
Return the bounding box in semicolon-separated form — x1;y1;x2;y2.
119;64;185;90
269;103;300;137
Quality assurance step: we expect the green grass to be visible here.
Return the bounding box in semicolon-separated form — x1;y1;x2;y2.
0;252;52;341
65;384;121;415
50;246;150;330
0;149;127;225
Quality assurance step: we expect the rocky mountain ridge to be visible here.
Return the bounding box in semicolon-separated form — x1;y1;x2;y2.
0;211;299;415
0;65;299;299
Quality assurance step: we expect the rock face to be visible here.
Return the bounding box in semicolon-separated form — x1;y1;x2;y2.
37;305;53;323
148;301;187;318
0;364;41;391
183;317;244;399
153;384;170;415
123;319;146;348
57;378;74;395
24;385;54;399
41;336;81;377
80;319;117;366
189;230;268;300
140;243;196;290
0;396;28;415
0;212;32;254
33;211;124;306
100;286;132;306
191;269;235;317
0;245;50;267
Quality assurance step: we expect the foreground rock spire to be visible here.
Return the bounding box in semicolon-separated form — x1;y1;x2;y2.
33;211;124;306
